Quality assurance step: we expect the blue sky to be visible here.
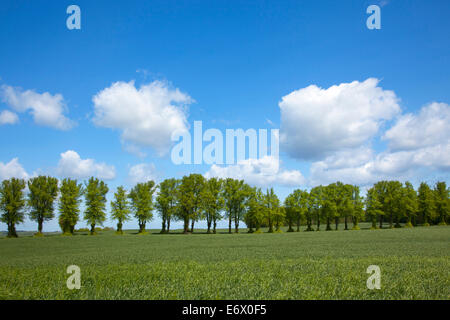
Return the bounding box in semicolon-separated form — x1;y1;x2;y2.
0;0;449;232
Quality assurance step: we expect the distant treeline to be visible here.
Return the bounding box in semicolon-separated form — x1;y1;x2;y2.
0;175;448;237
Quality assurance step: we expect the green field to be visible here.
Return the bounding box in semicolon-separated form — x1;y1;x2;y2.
0;225;449;299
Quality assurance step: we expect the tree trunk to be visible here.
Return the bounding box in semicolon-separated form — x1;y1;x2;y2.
288;220;294;232
234;218;239;233
379;215;383;229
38;218;43;234
268;215;273;233
183;218;189;234
213;219;217;234
326;217;332;231
161;216;166;234
117;221;123;233
207;219;212;234
7;223;18;238
335;217;339;230
228;213;232;234
344;216;348;230
296;218;300;232
190;220;195;233
90;223;96;235
316;215;320;231
371;217;377;229
167;218;171;233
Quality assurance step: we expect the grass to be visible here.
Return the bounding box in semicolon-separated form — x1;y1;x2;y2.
0;224;449;299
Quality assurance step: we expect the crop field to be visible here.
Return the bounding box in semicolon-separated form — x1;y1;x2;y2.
0;225;449;300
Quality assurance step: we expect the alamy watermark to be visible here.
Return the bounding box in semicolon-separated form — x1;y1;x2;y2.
66;265;81;290
66;5;81;30
366;265;381;290
170;121;279;166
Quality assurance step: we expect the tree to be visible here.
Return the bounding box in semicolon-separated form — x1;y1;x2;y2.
84;177;109;235
222;178;240;234
418;182;436;226
284;194;298;232
385;181;403;228
264;188;279;233
233;182;251;233
111;186;131;234
129;180;156;234
434;181;449;225
322;184;338;231
309;186;324;231
58;178;83;235
156;178;179;234
402;182;418;227
201;178;224;234
365;186;383;229
27;176;59;235
244;187;265;233
350;185;364;230
176;174;204;234
336;182;353;230
0;178;26;238
273;206;286;232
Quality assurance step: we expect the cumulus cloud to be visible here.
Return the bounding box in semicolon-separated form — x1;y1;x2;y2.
204;155;305;187
384;102;450;151
92;80;192;156
56;150;116;180
310;129;450;187
0;85;75;130
128;163;158;185
0;110;19;125
0;158;29;180
279;78;400;160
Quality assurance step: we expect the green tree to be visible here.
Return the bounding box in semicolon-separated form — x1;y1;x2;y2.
336;182;353;230
201;177;224;234
264;187;279;233
418;182;436;226
27;176;59;235
233;182;251;233
350;185;364;230
84;177;109;235
309;186;324;231
0;178;26;238
58;178;83;235
176;174;204;234
156;178;179;234
111;186;131;234
274;206;286;232
129;181;156;234
402;182;418;227
284;194;298;232
322;184;338;231
244;187;265;233
222;178;241;234
434;181;449;225
365;186;383;229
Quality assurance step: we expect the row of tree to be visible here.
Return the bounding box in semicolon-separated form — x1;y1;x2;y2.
0;174;448;237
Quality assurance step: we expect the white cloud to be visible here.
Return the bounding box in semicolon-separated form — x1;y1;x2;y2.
204;155;305;187
0;158;29;181
128;163;158;185
0;85;75;130
384;102;450;151
56;150;116;180
279;78;400;160
309;143;450;187
0;110;19;125
92;80;192;156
